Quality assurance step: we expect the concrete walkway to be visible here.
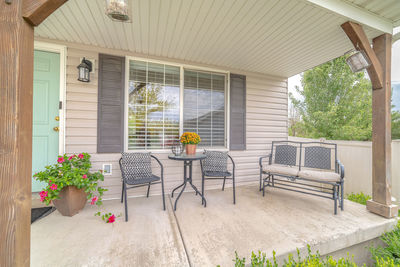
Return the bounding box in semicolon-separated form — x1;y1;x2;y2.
31;185;397;267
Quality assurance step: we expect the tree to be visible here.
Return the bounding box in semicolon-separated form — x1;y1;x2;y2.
290;56;372;141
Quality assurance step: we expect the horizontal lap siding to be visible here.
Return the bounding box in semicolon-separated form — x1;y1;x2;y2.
64;46;288;200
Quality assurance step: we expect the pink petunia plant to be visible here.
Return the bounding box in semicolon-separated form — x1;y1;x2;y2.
50;184;57;191
33;153;106;209
91;196;98;205
39;191;48;202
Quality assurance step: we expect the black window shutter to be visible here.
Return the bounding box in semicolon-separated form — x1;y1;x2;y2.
97;54;125;153
229;73;246;150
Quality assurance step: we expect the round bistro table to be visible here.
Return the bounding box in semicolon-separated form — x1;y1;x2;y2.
169;153;207;211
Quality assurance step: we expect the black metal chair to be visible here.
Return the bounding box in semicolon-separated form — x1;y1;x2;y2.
119;152;165;221
200;151;236;206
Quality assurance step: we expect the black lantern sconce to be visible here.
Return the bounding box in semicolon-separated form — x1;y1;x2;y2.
77;58;93;82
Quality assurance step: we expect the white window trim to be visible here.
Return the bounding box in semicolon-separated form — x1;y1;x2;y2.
124;56;230;153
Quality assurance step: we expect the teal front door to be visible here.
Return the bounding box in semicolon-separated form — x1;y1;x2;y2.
32;50;60;192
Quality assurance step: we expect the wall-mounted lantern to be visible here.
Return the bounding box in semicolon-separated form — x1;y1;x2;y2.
346;50;371;73
77;58;93;82
105;0;130;22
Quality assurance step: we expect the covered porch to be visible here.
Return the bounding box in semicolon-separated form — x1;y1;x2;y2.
31;185;397;266
1;0;400;266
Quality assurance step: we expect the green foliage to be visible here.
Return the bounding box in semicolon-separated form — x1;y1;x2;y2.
392;110;400;140
370;221;400;266
33;153;107;206
232;245;362;267
346;192;371;205
290;56;372;141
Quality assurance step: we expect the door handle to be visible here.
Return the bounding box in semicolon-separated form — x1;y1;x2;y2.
53;127;59;132
55;116;60;121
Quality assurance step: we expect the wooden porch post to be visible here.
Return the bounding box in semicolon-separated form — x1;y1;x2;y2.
0;1;66;266
342;21;398;218
367;33;398;218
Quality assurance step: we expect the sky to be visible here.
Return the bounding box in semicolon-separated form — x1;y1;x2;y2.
288;27;400;104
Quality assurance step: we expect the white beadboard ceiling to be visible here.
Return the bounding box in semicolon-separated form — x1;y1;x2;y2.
346;0;400;26
35;0;398;77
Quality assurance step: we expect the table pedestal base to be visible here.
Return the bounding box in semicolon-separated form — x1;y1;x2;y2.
171;160;206;210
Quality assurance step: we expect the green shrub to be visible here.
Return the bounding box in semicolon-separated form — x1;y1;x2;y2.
370;221;400;266
347;192;371;205
232;245;362;267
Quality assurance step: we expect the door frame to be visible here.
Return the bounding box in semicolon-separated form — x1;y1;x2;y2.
33;41;67;155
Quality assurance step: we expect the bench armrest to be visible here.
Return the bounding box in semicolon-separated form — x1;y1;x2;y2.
336;160;345;179
259;154;271;167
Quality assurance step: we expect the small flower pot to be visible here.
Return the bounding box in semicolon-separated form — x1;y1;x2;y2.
52;186;88;216
185;144;197;155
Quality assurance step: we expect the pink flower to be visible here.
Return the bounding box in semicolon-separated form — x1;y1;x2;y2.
39;191;48;202
78;153;84;159
90;196;98;205
68;155;75;161
107;214;116;223
82;174;87;179
50;184;57;190
57;157;64;163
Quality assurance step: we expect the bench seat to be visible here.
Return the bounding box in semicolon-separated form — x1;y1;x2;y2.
263;164;299;177
298;169;341;182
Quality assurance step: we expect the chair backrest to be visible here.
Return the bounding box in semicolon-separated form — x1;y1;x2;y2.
302;143;336;170
120;152;153;180
202;151;228;173
272;143;297;166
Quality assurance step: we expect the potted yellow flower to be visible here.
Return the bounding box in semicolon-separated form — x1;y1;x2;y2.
180;132;201;155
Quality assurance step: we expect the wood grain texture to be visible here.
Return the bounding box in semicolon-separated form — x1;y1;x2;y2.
341;21;383;89
0;1;33;266
371;33;392;205
23;0;67;26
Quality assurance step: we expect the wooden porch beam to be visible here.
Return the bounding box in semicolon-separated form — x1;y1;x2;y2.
341;21;384;90
366;33;398;218
0;0;67;265
342;21;398;218
23;0;67;26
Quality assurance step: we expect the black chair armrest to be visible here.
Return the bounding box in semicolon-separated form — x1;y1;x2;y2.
259;154;271;167
228;154;235;173
151;155;164;174
336;160;345;179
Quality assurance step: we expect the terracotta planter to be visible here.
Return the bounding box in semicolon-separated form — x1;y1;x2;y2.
185;144;197;155
52;186;88;216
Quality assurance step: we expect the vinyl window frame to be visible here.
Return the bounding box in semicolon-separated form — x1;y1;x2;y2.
124;56;230;153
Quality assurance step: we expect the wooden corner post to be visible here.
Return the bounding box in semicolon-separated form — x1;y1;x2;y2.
0;1;66;266
342;21;398;218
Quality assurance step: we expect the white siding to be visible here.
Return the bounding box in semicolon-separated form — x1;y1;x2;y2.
63;43;288;200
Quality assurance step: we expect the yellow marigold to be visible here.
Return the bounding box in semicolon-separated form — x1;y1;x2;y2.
180;132;201;144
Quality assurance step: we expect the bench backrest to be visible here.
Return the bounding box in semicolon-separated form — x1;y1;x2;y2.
270;141;337;171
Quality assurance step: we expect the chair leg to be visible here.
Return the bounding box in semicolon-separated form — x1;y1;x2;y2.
262;177;265;197
202;175;205;205
121;181;125;203
146;183;151;198
161;179;166;211
124;183;128;222
333;185;338;215
259;168;262;191
222;176;226;191
340;181;344;211
232;174;236;205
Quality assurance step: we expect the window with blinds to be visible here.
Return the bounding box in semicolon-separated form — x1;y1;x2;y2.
183;70;226;148
127;60;180;150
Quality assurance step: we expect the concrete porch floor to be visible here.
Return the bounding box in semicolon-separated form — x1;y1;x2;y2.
31;184;397;267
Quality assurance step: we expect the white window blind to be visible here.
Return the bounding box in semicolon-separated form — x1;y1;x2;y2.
128;60;180;150
183;70;226;147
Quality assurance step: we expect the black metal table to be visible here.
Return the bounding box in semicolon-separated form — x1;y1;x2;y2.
169;153;207;210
